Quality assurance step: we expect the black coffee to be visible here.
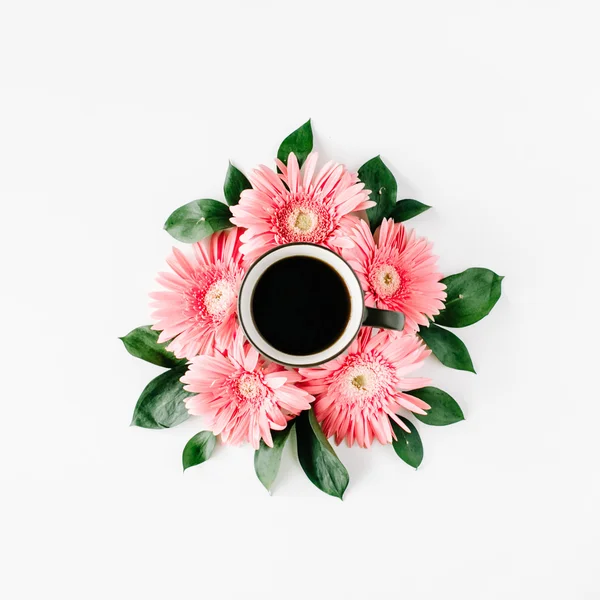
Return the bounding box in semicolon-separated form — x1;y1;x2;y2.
251;256;351;356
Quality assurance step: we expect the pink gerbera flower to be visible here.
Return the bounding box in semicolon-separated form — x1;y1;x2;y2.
181;335;314;449
344;218;446;332
150;228;244;360
299;329;431;448
230;152;375;262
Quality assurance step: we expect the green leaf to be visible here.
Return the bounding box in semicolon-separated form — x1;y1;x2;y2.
131;366;191;429
358;156;398;232
296;410;349;500
390;199;431;222
254;424;294;492
391;416;423;468
164;199;232;243
223;162;251;207
277;119;313;167
436;268;503;328
408;387;465;426
182;431;217;471
418;323;476;373
119;325;186;368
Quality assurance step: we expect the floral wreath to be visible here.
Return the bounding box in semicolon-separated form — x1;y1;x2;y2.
121;120;503;498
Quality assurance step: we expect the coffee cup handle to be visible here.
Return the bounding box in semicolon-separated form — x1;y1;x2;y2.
362;307;405;331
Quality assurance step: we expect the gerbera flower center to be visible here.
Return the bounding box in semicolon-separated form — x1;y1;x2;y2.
370;264;402;297
237;373;261;398
274;193;334;244
291;209;316;233
335;356;395;408
203;278;236;316
351;374;368;390
343;365;380;398
235;372;269;406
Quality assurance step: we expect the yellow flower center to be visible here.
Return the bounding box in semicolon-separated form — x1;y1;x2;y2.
287;207;317;235
352;374;367;390
204;279;236;316
294;211;314;232
371;264;402;297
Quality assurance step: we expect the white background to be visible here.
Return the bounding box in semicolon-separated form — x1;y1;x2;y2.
1;1;599;598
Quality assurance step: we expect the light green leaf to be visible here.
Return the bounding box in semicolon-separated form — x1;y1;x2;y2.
164;199;232;243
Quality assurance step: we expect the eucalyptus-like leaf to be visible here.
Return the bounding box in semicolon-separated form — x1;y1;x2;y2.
418;323;476;373
358;156;398;232
391;416;423;468
119;325;185;368
164;199;232;243
254;424;294;492
390;199;431;222
223;162;251;207
436;268;504;328
130;366;191;429
296;410;349;500
277;119;313;167
182;431;217;471
408;387;465;426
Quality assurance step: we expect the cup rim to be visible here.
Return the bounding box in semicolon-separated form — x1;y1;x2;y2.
237;243;365;368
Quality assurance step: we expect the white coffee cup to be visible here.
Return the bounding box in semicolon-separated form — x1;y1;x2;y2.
238;243;405;367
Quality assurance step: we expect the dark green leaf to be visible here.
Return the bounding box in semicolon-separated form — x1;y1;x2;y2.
182;431;217;471
418;323;476;373
119;325;186;368
223;162;251;207
390;199;431;222
254;424;294;491
358;156;398;232
436;268;504;328
296;410;349;500
164;199;232;243
408;387;465;426
130;366;191;429
391;416;423;468
277;119;313;167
